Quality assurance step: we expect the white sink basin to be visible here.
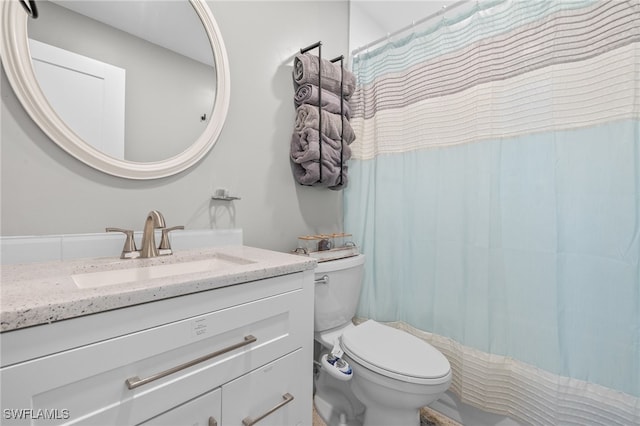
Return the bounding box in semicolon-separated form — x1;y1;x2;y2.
72;254;255;289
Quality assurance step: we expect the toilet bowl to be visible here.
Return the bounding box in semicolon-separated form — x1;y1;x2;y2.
313;254;452;426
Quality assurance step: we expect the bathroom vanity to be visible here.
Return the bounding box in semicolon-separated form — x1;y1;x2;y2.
0;246;316;426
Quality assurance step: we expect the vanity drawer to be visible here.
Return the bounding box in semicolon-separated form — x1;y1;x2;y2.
0;287;310;425
138;388;221;426
222;349;309;426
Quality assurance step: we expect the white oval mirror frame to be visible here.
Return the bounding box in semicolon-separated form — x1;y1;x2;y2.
0;0;230;180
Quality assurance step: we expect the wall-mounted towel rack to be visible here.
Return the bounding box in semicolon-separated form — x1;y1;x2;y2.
296;41;347;188
330;54;345;187
299;42;325;183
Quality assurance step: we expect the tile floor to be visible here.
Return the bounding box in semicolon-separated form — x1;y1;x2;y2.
429;391;524;426
312;391;525;426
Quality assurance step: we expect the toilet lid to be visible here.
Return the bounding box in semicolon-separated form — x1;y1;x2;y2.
341;320;451;384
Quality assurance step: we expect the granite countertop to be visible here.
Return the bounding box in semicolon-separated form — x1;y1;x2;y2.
0;246;317;332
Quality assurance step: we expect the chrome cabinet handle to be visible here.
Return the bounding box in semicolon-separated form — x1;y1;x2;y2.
241;393;294;426
125;335;257;390
208;417;218;426
315;275;329;285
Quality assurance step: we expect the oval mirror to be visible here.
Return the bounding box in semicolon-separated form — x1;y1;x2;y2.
0;0;230;180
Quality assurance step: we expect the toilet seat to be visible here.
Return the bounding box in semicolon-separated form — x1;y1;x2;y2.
341;320;451;385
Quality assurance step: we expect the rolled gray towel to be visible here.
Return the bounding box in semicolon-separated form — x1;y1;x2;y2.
295;84;352;120
291;154;349;190
294;104;356;145
292;161;348;190
290;128;352;164
294;53;356;99
290;129;350;190
290;128;319;164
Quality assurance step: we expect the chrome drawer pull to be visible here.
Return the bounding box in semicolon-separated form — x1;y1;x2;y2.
315;275;329;285
242;393;294;426
208;416;218;426
125;335;257;390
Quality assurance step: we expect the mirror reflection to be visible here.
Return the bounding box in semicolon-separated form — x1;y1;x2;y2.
27;0;217;162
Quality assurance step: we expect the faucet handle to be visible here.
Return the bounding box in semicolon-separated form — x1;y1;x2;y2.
159;226;184;253
106;228;139;259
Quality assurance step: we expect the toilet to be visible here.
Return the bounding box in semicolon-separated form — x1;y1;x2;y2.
313;254;452;426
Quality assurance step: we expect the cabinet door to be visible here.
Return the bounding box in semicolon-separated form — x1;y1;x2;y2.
138;388;221;426
222;349;310;426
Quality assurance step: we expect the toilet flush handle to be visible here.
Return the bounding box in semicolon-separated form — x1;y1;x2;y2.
315;275;330;285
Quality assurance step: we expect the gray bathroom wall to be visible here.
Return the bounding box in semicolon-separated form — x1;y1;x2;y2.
0;1;349;253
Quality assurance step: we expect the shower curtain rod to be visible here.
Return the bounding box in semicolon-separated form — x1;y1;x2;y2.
351;0;471;57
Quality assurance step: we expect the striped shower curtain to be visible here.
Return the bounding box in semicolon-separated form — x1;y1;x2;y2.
345;0;639;424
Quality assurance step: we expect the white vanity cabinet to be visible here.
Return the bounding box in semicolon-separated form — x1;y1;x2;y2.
0;269;314;426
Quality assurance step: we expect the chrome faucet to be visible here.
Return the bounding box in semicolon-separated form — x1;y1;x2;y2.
107;210;183;259
140;210;166;258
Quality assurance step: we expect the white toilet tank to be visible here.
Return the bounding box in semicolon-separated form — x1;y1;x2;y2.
314;254;365;332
